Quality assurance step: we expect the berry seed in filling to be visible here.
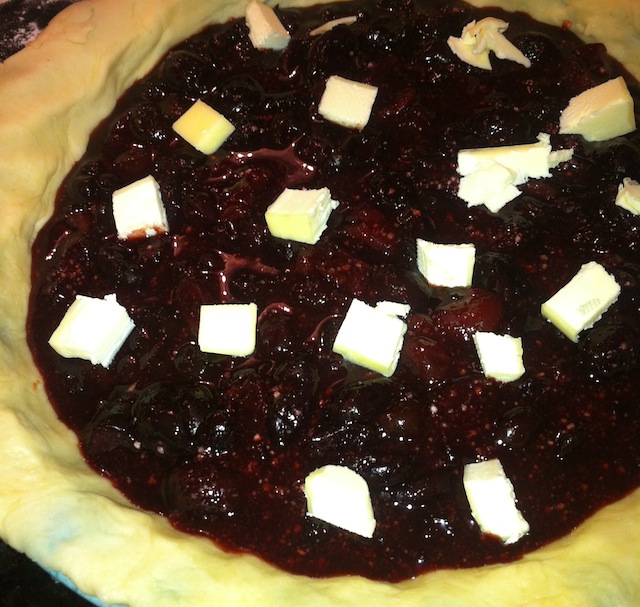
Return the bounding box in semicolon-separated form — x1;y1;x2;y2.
27;0;640;582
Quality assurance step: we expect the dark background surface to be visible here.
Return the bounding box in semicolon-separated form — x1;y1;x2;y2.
0;541;92;607
0;0;77;61
0;1;94;605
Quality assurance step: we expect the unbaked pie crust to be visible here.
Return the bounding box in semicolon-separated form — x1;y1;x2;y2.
0;0;638;605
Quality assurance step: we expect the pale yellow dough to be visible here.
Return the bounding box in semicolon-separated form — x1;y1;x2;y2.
0;0;638;606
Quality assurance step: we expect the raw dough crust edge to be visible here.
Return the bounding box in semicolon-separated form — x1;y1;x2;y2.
0;0;637;606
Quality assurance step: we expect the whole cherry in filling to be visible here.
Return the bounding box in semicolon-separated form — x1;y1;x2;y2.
28;0;640;582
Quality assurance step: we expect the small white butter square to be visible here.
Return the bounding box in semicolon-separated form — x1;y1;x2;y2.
265;187;339;244
457;134;553;186
245;0;290;50
447;18;531;71
615;177;640;215
198;303;257;357
112;175;169;240
309;15;358;36
374;300;411;318
332;298;407;377
559;76;636;142
447;34;492;70
541;261;621;342
304;465;376;538
172;99;235;154
49;294;135;368
456;134;572;212
318;75;378;130
473;331;524;383
416;239;476;287
457;160;521;213
464;458;530;544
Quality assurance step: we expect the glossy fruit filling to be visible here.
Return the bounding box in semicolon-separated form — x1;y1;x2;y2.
28;0;640;582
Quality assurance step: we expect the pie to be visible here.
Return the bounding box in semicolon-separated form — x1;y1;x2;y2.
0;0;639;605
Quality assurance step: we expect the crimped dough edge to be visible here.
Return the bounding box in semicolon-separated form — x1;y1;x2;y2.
0;1;637;606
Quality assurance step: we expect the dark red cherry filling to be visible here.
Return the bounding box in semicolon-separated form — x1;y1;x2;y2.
28;0;640;582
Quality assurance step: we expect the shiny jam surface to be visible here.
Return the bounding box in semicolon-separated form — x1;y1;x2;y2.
28;0;640;582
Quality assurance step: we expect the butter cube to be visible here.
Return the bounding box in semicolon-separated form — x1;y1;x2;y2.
304;465;376;538
417;239;476;287
265;187;339;244
49;294;135;367
448;18;530;71
318;75;378;130
332;298;407;377
457;134;572;212
374;300;411;318
309;15;358;36
245;0;290;50
457;160;521;212
464;458;530;544
548;148;575;169
447;34;491;70
112;175;169;240
615;177;640;215
541;261;621;342
473;331;524;383
457;134;553;186
198;303;257;357
173;100;235;155
559;77;636;142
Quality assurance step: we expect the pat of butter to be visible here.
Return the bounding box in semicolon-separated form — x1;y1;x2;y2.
198;303;257;357
457;160;521;212
304;465;376;538
172;99;235;154
309;15;358;36
49;294;135;368
447;33;491;71
332;298;407;377
464;458;530;544
541;261;621;342
416;239;476;287
112;175;169;240
318;75;378;130
265;187;339;244
615;177;640;214
245;0;290;50
559;77;636;142
448;18;531;71
457;134;572;212
458;134;553;185
473;331;524;383
375;300;411;318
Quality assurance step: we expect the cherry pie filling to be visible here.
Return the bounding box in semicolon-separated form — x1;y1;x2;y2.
28;0;640;582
